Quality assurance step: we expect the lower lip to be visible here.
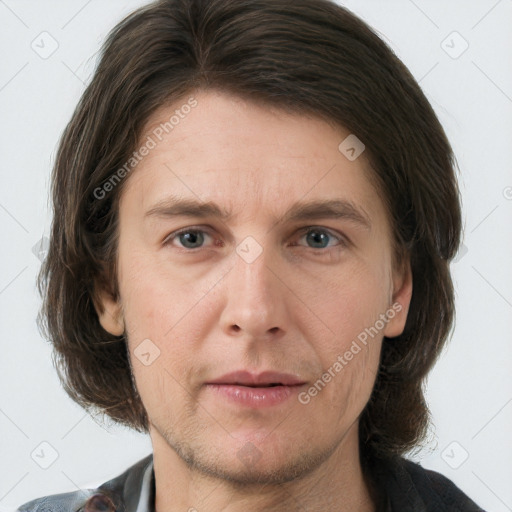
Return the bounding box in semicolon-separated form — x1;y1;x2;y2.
205;384;304;408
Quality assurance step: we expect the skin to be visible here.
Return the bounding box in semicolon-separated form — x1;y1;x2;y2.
96;89;413;512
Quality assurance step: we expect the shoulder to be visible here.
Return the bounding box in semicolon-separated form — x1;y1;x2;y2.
16;491;95;512
403;457;485;510
16;454;153;512
388;456;486;511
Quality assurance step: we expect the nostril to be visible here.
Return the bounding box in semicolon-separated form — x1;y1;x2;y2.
84;492;116;512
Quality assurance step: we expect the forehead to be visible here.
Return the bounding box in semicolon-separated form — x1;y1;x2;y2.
120;90;386;228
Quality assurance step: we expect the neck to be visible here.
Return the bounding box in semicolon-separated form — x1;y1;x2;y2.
151;422;376;512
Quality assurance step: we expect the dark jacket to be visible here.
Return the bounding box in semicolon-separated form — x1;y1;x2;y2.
16;453;486;511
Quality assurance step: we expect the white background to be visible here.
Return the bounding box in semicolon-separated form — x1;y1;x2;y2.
0;1;511;511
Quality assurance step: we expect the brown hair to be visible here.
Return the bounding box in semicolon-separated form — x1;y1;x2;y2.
38;0;462;461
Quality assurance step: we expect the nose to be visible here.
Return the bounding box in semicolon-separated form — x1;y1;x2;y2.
219;240;288;340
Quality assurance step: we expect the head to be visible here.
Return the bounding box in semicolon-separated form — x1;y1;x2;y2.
38;0;461;481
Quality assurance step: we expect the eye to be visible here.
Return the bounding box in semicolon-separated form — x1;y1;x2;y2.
162;226;347;252
163;228;214;250
293;227;347;250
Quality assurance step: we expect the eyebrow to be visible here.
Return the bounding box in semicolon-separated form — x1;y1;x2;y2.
144;195;371;230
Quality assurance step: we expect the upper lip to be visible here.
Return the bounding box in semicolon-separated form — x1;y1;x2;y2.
206;370;306;387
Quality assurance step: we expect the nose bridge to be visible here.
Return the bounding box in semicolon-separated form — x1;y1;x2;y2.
236;240;273;296
222;236;284;336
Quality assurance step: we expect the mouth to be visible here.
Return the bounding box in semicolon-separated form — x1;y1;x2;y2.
224;383;293;388
205;370;306;388
204;371;307;408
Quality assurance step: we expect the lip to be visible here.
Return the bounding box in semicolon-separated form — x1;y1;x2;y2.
205;370;306;387
205;383;305;408
204;370;307;408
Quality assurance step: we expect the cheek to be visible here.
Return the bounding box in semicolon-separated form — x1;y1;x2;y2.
118;247;207;338
307;263;391;342
319;332;383;423
301;265;389;403
130;355;190;427
118;252;213;396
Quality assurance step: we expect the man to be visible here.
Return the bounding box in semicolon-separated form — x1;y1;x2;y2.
18;0;485;510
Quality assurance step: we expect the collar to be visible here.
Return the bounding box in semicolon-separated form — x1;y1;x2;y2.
134;458;155;512
94;453;482;512
94;454;155;512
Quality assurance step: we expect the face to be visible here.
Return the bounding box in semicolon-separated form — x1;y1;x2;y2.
97;89;412;485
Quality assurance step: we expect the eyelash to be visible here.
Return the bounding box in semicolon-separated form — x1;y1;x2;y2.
162;226;348;253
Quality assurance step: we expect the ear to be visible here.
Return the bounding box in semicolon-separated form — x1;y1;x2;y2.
383;256;413;339
93;282;125;336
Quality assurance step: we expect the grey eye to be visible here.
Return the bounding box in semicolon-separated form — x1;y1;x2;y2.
304;230;332;249
178;230;206;249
